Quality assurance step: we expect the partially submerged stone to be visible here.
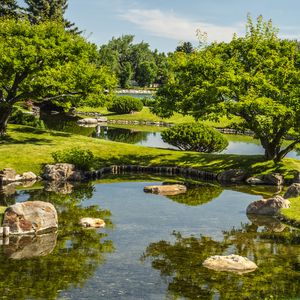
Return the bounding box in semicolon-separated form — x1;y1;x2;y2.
21;171;37;181
261;173;284;186
4;232;57;259
77;117;107;124
246;177;266;185
203;254;257;274
246;195;290;216
143;184;187;195
3;201;58;235
0;168;38;184
284;183;300;199
217;169;248;183
79;217;105;228
42;163;82;181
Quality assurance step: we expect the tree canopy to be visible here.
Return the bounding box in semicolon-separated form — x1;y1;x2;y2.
153;16;300;162
0;18;116;136
0;0;19;18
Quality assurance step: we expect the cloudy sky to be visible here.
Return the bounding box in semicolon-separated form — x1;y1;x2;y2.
64;0;300;52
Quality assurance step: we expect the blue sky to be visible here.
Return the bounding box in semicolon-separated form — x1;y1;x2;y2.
32;0;300;52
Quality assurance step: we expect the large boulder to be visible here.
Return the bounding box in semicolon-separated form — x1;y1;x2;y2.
79;217;105;228
284;183;300;199
0;168;22;184
246;195;290;216
261;173;284;186
203;254;257;274
143;184;187;195
217;169;248;183
3;201;58;235
4;232;57;259
42;163;82;181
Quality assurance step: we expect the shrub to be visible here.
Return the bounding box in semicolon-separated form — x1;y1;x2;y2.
161;123;228;152
9;107;45;129
52;148;95;171
107;96;143;114
141;96;156;107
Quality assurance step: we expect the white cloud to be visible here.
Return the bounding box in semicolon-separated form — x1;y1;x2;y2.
120;9;244;43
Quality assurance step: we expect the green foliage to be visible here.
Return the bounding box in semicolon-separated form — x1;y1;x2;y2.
98;35;167;88
0;18;116;135
161;123;228;152
0;0;19;18
175;41;194;53
52;148;95;171
9;108;45;129
107;96;143;114
154;15;300;161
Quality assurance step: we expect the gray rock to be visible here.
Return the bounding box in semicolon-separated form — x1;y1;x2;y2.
79;217;105;228
143;184;187;195
261;173;284;186
77;117;108;125
284;183;300;199
42;163;82;181
0;168;21;184
246;176;265;185
246;195;290;216
3;201;58;235
203;254;257;274
21;171;37;181
217;169;248;183
4;232;57;259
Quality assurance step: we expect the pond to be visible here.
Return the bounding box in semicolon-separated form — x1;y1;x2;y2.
1;178;300;299
41;113;300;158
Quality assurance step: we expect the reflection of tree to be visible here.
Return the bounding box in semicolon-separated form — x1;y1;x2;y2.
142;224;300;299
95;127;148;144
167;185;223;206
0;182;114;299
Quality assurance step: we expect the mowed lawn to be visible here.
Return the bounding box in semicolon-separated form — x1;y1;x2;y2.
1;124;300;178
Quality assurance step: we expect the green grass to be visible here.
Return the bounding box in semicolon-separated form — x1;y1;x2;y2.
78;106;240;128
1;124;300;178
281;197;300;223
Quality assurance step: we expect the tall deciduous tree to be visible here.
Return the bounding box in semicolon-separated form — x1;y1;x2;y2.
0;19;116;136
153;16;300;162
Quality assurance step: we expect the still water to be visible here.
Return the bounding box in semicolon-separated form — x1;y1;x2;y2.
41;113;300;158
1;179;300;299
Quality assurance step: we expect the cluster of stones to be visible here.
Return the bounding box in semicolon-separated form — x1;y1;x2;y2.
0;168;38;184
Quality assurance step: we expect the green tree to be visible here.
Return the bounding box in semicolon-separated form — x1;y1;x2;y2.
0;19;116;136
175;41;194;53
24;0;78;32
0;0;19;17
153;16;300;162
136;61;158;87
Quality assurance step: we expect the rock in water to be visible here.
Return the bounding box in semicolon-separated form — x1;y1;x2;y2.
246;195;290;216
143;184;187;195
217;169;248;183
3;201;58;235
79;217;105;228
203;254;257;274
42;163;82;181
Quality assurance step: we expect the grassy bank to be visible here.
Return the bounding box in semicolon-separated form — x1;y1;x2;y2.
78;106;239;128
281;197;300;224
1;124;300;178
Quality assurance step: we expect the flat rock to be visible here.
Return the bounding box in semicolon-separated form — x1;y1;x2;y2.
246;176;265;185
143;184;187;195
79;217;105;228
4;232;57;259
77;117;107;124
284;183;300;199
246;195;290;216
3;201;58;235
21;171;37;181
203;254;257;274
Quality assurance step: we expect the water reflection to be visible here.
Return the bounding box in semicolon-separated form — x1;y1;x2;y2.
0;182;114;300
142;223;300;300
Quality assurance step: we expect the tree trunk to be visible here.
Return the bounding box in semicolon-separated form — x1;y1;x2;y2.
0;105;13;137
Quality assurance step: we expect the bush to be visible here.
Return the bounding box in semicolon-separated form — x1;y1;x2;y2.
52;148;95;171
9;107;45;129
107;96;143;114
141;96;156;107
161;123;228;152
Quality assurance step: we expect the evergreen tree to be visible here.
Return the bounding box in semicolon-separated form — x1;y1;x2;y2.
0;0;19;18
24;0;79;33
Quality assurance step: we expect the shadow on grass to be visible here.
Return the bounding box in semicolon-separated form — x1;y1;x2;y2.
0;135;52;145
